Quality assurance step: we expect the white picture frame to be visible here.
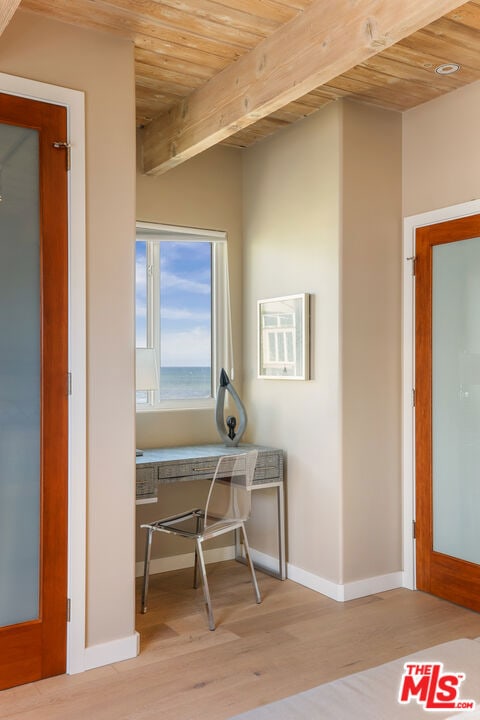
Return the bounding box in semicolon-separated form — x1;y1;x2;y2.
257;293;310;380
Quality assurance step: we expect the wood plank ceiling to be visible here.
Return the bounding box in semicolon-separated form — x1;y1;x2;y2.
20;0;480;151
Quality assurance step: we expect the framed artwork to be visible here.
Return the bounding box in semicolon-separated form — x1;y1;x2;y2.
257;293;310;380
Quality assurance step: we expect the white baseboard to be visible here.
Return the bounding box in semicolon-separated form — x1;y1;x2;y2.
137;549;402;603
287;564;404;602
343;571;404;601
135;545;235;578
84;631;139;671
287;563;344;601
250;547;285;575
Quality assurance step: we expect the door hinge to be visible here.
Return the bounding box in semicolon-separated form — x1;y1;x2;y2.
52;141;72;171
412;520;416;539
67;597;71;623
67;372;72;396
407;255;417;276
412;388;416;407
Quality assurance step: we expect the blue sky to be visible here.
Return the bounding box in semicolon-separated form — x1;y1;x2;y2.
136;240;212;367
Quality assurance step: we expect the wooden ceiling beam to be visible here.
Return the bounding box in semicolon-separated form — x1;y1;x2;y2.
0;0;22;35
142;0;467;175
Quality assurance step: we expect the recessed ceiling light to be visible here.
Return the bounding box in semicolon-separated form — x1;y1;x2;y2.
435;63;461;75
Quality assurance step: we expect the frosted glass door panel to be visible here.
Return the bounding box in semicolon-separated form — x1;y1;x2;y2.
433;237;480;564
0;124;40;627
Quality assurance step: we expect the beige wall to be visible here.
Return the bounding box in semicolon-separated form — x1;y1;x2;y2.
243;106;344;583
341;101;403;582
242;101;402;586
0;11;137;647
404;80;480;216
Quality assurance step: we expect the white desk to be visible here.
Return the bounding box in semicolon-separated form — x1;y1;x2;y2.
136;443;286;580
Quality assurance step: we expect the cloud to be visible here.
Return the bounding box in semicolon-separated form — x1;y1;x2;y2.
136;259;147;300
161;307;210;321
161;326;211;366
162;271;210;295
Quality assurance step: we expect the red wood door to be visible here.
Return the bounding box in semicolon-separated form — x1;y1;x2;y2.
0;93;68;689
416;214;480;612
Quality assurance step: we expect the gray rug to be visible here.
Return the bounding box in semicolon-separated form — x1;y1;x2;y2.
230;638;480;719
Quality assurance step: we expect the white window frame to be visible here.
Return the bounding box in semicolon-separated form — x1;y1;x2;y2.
136;221;232;411
262;312;297;371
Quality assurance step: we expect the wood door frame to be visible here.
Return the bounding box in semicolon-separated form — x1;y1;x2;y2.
402;199;480;592
0;73;87;674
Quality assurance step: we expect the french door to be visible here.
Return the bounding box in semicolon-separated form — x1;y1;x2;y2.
0;93;68;689
416;213;480;612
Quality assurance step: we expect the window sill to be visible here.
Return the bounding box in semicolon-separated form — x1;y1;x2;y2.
136;398;215;413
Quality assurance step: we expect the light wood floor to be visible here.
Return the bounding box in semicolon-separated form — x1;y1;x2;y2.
3;562;480;719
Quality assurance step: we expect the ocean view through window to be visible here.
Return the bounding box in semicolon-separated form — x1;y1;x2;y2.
135;223;231;409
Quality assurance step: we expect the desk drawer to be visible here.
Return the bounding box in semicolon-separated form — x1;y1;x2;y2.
156;450;283;485
254;450;282;483
157;459;217;483
136;466;156;498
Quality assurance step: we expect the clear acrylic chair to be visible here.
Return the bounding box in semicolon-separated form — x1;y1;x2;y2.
141;450;261;630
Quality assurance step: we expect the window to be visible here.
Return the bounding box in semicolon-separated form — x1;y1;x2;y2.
136;223;232;409
262;311;296;372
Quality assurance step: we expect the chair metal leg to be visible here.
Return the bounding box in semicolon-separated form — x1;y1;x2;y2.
241;523;261;604
196;538;215;630
141;526;154;614
193;547;199;589
193;515;200;589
